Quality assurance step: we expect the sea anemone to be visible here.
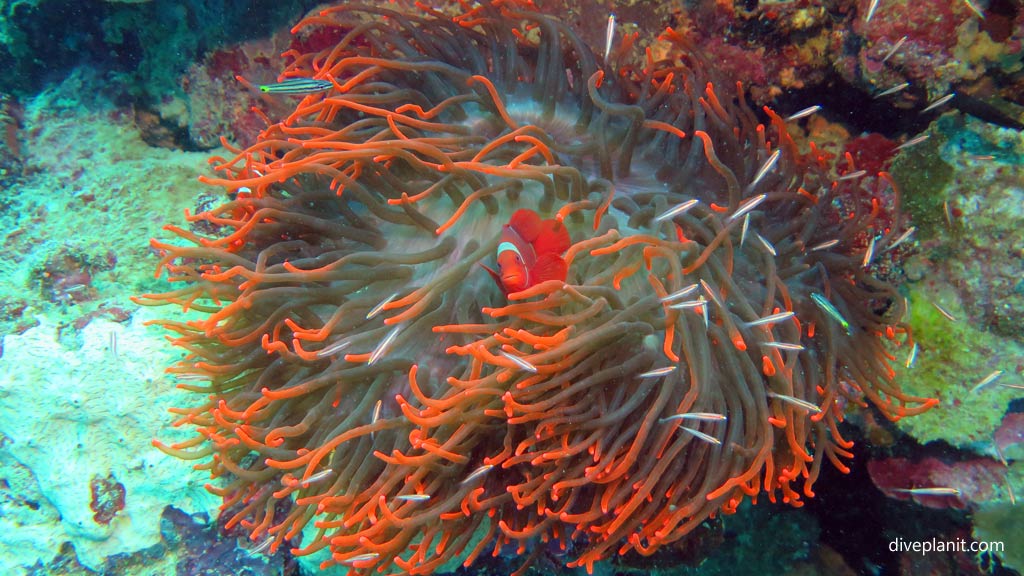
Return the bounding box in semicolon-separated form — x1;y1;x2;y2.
139;2;935;573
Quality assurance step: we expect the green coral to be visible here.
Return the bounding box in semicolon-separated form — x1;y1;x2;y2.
972;462;1024;572
891;113;1024;243
890;130;954;241
940;114;1024;165
893;287;1021;448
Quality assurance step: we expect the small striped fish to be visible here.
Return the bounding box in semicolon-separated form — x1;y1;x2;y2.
259;78;333;95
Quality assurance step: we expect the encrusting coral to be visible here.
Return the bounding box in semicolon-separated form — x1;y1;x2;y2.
137;2;935;573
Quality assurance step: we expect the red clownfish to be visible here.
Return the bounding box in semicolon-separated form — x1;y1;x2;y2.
482;209;571;294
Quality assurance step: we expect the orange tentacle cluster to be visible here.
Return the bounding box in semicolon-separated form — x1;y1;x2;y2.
136;2;934;574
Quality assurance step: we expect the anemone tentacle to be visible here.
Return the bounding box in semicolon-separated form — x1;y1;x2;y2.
138;2;934;573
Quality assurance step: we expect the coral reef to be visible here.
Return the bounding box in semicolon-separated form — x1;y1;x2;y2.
0;0;322;96
868;456;1009;510
0;314;220;571
0;92;23;183
0;69;224;573
0;0;1020;574
829;0;1024;109
181;34;292;150
854;106;1024;574
888;113;1023;456
20;505;299;576
892;285;1021;449
995;413;1024;461
973;461;1024;573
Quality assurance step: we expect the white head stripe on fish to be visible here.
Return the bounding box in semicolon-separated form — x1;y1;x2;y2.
497;241;522;259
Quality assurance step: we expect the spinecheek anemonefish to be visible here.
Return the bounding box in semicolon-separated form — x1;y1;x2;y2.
482;209;571;294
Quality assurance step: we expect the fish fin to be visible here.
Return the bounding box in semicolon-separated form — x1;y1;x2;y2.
533;218;571;256
531;253;568;284
479;263;506;293
508;209;542;243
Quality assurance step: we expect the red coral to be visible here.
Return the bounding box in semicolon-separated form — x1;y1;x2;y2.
867;457;1006;510
288;24;347;57
853;0;976;92
688;35;768;87
994;412;1024;454
89;473;126;525
0;92;24;177
183;33;292;149
71;305;133;331
854;0;970;52
34;250;97;305
843;133;897;177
